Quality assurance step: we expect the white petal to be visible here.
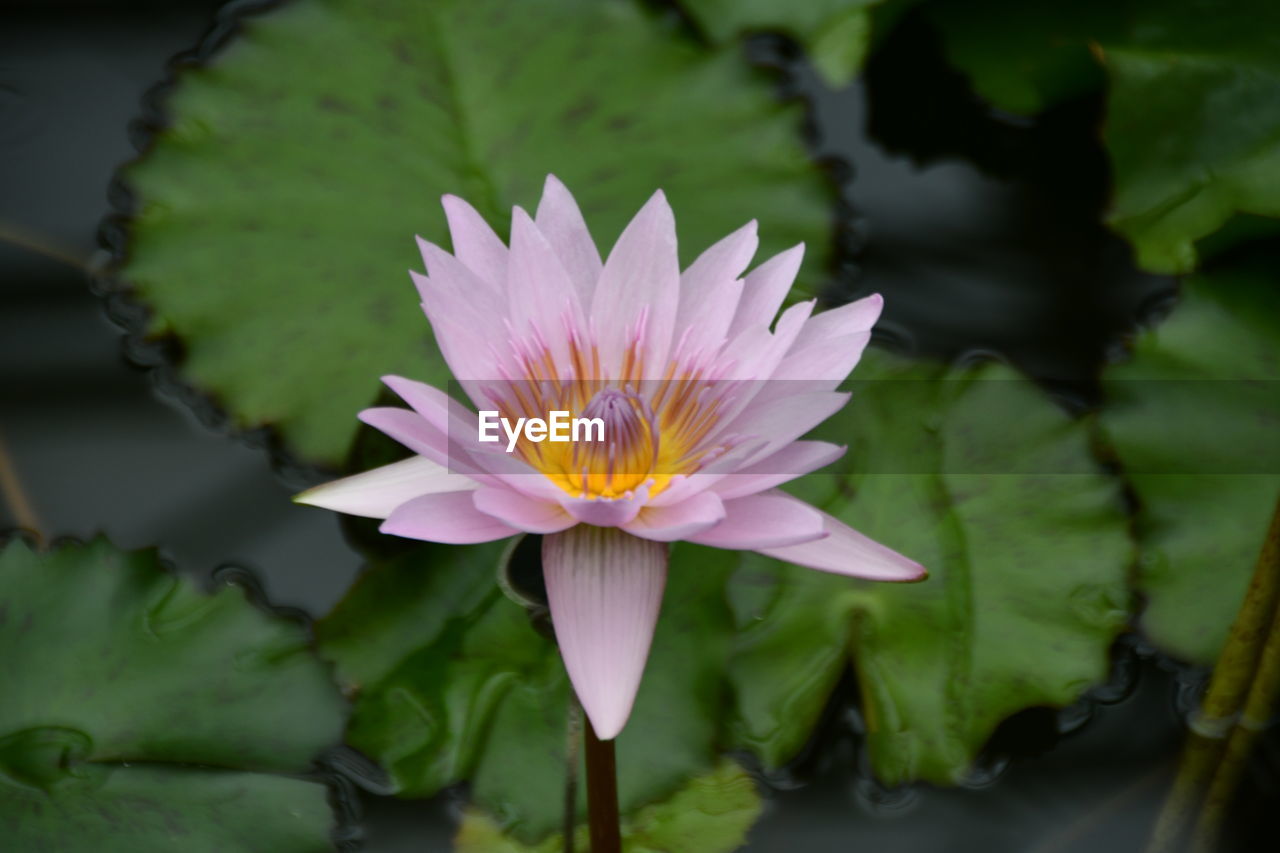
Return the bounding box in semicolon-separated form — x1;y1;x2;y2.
293;456;478;519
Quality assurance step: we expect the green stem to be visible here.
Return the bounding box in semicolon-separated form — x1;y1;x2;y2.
1189;535;1280;852
583;715;620;853
563;700;582;853
1146;492;1280;852
0;222;87;271
0;428;44;543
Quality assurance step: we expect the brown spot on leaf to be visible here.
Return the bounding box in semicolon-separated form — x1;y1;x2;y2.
563;96;597;126
318;95;354;114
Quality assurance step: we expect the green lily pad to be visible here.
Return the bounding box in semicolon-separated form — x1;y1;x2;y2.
455;759;761;853
923;0;1116;115
116;0;834;467
317;538;739;844
726;352;1133;784
1101;2;1280;273
919;0;1280;272
0;538;346;851
1099;249;1280;664
679;0;884;87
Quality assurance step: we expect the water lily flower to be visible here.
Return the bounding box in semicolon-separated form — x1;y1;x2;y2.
297;176;925;740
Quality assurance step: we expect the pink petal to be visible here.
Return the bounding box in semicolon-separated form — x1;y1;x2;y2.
727;243;804;337
711;441;846;500
691;298;819;448
380;376;568;501
719;298;814;381
381;375;456;433
410;249;506;380
699;301;815;440
415;237;504;314
810;292;883;338
381;375;496;465
440;194;508;289
591;190;679;376
373;378;486;475
559;486;649;527
472;487;576;534
484;467;586;503
507;207;585;362
381;491;520;544
641;436;772;508
713;390;850;463
674;221;756;357
688;491;827;549
759;508;926;581
543;526;668;740
682;221;758;290
535;175;602;307
771;294;882;383
293;456;478;519
358;407;450;467
622;490;725;542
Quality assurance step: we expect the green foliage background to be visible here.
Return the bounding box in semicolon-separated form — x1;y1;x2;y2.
12;0;1278;849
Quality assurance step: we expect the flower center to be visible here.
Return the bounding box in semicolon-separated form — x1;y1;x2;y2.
490;332;739;501
561;388;659;498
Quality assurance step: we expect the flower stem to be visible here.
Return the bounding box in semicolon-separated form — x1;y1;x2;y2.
563;699;582;853
1188;517;1280;852
1146;491;1280;852
0;429;44;544
583;715;620;853
0;222;87;271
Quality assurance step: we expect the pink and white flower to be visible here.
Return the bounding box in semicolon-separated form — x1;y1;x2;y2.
297;176;925;739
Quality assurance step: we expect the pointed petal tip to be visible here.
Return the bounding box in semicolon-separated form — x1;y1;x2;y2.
291;487;320;507
756;505;927;582
291;481;367;514
870;560;929;583
379;372;416;387
290;456;478;519
409;268;429;292
863;292;886;319
884;557;930;583
640;188;675;221
899;562;929;583
590;715;626;742
413;235;443;267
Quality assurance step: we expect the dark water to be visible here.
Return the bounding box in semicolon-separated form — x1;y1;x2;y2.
0;1;1274;851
